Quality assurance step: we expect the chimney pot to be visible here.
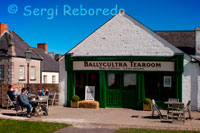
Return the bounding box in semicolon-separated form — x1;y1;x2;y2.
37;43;47;53
0;23;9;36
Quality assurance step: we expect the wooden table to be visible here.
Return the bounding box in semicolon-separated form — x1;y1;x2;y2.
30;100;48;117
164;101;185;120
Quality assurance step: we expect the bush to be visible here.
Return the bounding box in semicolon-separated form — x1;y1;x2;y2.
71;95;80;102
144;98;152;105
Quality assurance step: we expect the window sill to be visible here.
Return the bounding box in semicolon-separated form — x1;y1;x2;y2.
19;79;25;81
30;79;36;81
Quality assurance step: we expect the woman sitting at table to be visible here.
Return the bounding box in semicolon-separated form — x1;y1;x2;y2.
44;88;49;96
38;88;45;96
7;85;18;101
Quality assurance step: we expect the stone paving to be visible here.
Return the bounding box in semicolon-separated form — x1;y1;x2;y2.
1;106;200;131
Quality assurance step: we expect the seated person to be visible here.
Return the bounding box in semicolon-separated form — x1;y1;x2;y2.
19;88;32;118
44;88;49;96
38;88;45;96
7;85;17;101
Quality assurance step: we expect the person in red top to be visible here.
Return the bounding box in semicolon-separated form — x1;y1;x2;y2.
7;85;17;101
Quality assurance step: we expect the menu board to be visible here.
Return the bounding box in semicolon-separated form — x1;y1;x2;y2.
85;86;95;101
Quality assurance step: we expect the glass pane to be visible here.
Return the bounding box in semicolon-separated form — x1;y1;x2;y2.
108;73;120;89
75;72;87;100
0;66;3;79
31;67;35;79
124;73;136;90
19;66;24;79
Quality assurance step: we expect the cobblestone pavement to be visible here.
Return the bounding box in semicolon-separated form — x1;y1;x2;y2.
1;106;200;132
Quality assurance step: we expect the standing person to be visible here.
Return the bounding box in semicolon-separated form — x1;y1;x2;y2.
38;88;45;96
19;88;32;118
44;88;49;96
7;85;17;101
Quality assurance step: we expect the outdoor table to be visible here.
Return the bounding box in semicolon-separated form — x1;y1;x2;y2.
164;101;184;120
30;99;48;117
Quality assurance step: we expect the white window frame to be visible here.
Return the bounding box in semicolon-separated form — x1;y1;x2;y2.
30;66;36;80
19;66;25;80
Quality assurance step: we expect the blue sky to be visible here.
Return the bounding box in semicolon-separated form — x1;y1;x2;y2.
0;0;200;54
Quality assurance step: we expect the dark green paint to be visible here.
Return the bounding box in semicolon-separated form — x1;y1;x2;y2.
65;54;184;108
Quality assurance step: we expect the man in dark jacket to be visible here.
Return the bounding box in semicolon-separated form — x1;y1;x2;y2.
19;88;32;118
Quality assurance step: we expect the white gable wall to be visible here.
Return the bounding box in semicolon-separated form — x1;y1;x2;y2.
183;55;200;110
69;12;183;57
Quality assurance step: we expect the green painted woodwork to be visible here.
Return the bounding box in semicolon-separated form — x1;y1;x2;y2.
65;54;73;71
65;54;184;108
71;56;176;61
99;72;106;108
176;73;182;102
122;90;137;108
175;54;184;73
107;89;122;107
67;71;74;106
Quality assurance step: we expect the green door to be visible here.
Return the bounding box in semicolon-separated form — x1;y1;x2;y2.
122;73;137;108
106;73;138;108
106;73;122;107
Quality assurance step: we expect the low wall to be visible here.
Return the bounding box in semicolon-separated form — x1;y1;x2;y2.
0;83;59;107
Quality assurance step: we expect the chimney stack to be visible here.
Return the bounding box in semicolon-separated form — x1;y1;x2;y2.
0;23;9;36
195;27;200;56
37;43;47;53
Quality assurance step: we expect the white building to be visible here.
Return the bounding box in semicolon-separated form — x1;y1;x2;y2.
59;11;200;110
33;43;59;84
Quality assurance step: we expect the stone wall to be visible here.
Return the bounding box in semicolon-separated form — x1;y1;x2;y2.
0;83;59;107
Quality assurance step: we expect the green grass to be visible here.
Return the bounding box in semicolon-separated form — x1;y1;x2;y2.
115;128;200;133
0;119;70;133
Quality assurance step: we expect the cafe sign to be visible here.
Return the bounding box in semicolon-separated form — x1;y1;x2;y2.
73;61;174;71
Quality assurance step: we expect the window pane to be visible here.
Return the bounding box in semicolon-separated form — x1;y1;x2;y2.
75;72;87;100
44;75;47;83
124;73;136;90
31;67;35;79
0;66;4;79
19;66;24;79
52;75;56;83
108;73;120;89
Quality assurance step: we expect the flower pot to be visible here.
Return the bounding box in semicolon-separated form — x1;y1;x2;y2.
143;103;152;111
71;101;79;108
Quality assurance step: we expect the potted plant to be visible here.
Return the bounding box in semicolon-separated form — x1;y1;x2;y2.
71;95;80;108
143;98;152;111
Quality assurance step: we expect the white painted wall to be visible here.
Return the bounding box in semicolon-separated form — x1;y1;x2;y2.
58;56;67;106
182;55;200;110
42;72;59;84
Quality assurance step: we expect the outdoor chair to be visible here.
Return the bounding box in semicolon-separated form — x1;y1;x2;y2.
151;99;163;119
167;98;180;114
7;94;16;109
16;96;26;116
184;100;192;119
48;92;56;106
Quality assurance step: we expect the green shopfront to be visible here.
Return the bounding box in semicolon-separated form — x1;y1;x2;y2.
66;54;184;109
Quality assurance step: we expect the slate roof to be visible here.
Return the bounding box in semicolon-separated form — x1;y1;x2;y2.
33;48;59;72
0;31;42;60
68;11;183;57
155;31;195;55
